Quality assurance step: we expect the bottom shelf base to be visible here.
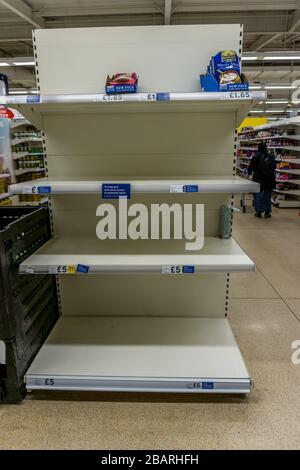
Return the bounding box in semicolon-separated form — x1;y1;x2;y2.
25;316;251;394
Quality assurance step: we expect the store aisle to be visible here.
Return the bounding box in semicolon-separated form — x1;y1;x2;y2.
0;206;300;450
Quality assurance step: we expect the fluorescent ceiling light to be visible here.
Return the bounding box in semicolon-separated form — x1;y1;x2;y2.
13;61;35;66
0;62;9;66
242;56;258;61
263;56;300;60
265;109;286;113
265;85;297;90
265;100;289;104
29;90;38;94
9;91;28;94
249;110;264;113
249;85;262;89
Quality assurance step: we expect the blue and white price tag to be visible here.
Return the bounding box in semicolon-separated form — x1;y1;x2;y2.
202;382;214;390
102;183;131;199
26;94;40;103
162;265;195;274
76;264;90;274
170;184;199;193
156;92;170;101
23;185;51;195
183;185;198;193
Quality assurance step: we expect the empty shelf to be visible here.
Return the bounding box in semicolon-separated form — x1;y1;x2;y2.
1;91;266;128
25;316;251;394
9;176;260;195
274;189;300;196
19;237;255;274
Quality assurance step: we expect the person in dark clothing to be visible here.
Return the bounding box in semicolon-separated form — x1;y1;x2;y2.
248;142;276;218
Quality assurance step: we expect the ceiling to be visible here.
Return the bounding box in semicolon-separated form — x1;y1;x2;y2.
0;0;300;119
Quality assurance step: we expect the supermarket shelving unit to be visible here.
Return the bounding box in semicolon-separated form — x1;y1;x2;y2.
9;118;46;206
1;25;264;395
239;116;300;208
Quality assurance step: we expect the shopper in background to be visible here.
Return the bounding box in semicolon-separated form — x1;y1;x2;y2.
248;142;276;218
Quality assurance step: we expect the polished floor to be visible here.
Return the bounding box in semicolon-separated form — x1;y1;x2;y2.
1;205;300;449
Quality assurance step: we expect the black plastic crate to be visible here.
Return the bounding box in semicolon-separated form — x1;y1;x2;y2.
0;206;59;403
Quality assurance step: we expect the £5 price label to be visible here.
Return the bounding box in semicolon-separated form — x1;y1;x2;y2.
162;265;182;274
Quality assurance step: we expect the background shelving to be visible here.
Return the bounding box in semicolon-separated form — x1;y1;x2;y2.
9;118;47;206
238;116;300;208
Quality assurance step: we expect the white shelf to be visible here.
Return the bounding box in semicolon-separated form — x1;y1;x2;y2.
240;134;300;143
276;159;300;165
25;316;250;394
274;189;300;197
239;146;257;150
240;116;300;133
0;91;266;128
19;237;255;274
0;192;10;201
11;137;42;146
10;119;30;129
9;176;260;195
12;152;44;160
277;169;300;175
14;168;45;176
269;146;300;152
0;173;10;179
276;200;300;208
276;179;300;185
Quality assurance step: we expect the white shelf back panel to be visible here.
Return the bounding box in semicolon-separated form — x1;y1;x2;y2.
35;25;241;94
34;25;242;318
46;155;234;178
44;113;235;156
60;275;227;318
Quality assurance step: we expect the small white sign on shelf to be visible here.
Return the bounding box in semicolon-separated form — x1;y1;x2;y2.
221;91;251;100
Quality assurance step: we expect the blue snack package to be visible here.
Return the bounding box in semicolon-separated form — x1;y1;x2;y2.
211;50;241;87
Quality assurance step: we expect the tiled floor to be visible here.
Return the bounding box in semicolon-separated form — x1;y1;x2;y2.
1;206;300;449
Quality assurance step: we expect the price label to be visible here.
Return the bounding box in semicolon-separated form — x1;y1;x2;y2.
102;94;124;102
44;378;55;386
76;264;90;273
170;185;184;193
23;187;36;194
162;265;182;274
49;265;76;274
147;93;156;101
222;91;250;100
23;186;51;194
162;265;195;274
170;185;199;193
